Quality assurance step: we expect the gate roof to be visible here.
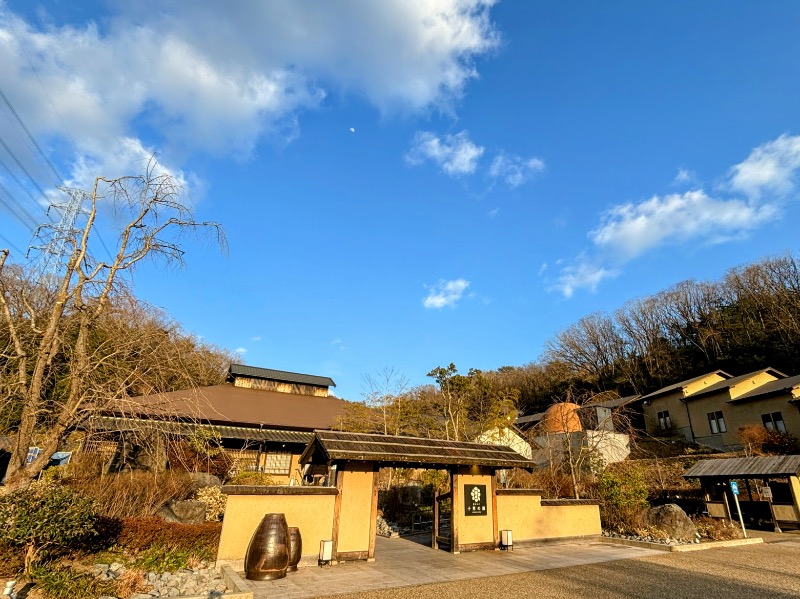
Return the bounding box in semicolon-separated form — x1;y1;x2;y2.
684;455;800;478
300;430;535;469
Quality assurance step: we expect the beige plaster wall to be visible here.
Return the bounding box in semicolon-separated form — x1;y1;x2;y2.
643;392;693;440
496;495;600;541
729;396;800;438
454;469;495;546
216;492;336;563
337;463;375;554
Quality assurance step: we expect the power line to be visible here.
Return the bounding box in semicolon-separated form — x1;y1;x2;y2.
0;87;63;187
0;178;39;229
0;232;24;255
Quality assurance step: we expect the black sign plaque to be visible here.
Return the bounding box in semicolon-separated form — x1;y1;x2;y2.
464;484;487;516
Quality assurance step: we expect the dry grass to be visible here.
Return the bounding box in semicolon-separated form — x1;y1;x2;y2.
65;470;195;519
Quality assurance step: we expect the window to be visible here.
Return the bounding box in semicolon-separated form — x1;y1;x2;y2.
657;410;671;430
707;411;727;434
762;412;786;433
263;451;292;475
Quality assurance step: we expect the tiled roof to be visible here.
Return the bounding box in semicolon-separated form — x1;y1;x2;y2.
228;364;336;388
123;383;347;430
88;416;313;443
684;455;800;478
685;367;786;401
728;373;800;403
300;430;535;469
640;370;732;401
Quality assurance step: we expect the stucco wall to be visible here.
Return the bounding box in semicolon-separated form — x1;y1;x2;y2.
643;392;693;440
496;492;600;541
336;462;375;554
216;487;336;565
453;470;495;546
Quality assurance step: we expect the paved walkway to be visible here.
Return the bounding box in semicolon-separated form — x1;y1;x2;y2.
242;535;661;599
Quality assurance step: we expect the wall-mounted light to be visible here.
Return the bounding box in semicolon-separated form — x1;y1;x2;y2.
500;529;513;551
319;540;333;566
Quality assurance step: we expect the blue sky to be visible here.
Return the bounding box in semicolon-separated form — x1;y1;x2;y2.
2;1;800;400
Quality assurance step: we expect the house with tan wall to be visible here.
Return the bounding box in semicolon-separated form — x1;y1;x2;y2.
640;370;730;441
642;367;800;451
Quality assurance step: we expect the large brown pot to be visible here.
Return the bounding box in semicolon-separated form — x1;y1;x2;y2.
287;527;302;572
245;513;289;581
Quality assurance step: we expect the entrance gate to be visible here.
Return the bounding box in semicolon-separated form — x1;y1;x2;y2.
433;490;452;550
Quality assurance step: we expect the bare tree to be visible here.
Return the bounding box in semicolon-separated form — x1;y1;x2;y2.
0;163;225;490
361;367;409;435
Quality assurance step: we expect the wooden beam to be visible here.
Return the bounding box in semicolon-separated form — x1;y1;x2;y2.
433;489;439;549
331;463;344;561
367;463;379;561
451;468;460;554
491;469;499;549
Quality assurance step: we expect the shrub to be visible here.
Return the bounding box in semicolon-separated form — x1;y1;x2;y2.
116;517;221;561
0;480;100;571
64;470;196;519
595;465;649;533
0;542;25;577
193;486;227;521
738;425;800;456
693;516;744;541
226;471;274;486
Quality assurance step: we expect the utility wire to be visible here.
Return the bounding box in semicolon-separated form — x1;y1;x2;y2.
0;177;39;229
0;87;63;187
0;232;24;255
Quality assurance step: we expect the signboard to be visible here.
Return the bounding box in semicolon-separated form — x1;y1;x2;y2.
730;481;739;495
464;484;487;516
761;486;773;500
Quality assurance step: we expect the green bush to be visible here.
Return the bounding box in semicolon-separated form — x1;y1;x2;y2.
596;466;649;533
0;480;100;571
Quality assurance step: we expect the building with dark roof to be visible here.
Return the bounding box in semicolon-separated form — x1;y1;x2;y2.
84;364;348;482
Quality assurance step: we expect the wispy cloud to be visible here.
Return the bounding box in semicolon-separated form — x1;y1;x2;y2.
423;278;470;309
331;338;348;351
489;153;545;187
551;261;618;299
673;167;695;185
550;133;800;298
250;336;262;342
406;131;484;176
729;134;800;199
235;347;248;354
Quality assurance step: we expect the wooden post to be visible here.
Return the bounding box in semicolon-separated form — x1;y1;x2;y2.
331;462;344;562
451;468;460;554
491;469;499;550
433;489;439;549
367;463;379;561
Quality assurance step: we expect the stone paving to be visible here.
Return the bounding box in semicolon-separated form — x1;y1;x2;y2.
242;534;662;599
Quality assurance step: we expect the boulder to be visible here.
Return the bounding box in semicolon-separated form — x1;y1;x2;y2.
157;499;207;524
187;472;222;493
643;503;697;541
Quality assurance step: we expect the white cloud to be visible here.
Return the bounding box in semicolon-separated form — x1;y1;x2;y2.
235;347;247;354
488;207;499;218
488;153;545;187
423;278;470;309
331;338;347;351
729;134;800;199
0;1;499;188
673;167;695;184
407;131;484;176
590;190;775;261
551;133;800;298
250;336;262;342
551;261;617;299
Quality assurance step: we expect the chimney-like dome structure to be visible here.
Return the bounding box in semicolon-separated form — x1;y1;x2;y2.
538;402;583;434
